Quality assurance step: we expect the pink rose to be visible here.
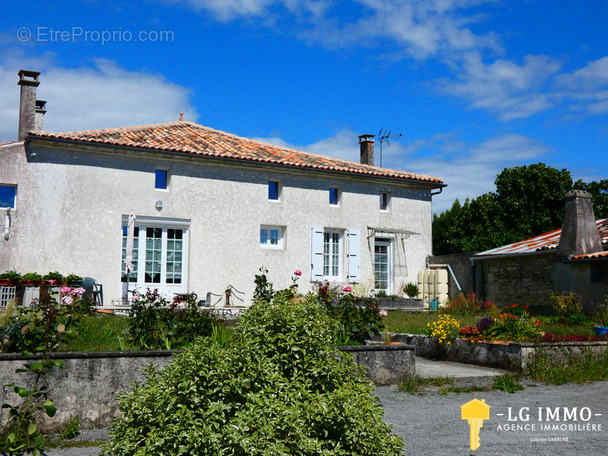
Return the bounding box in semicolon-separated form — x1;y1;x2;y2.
294;270;302;276
341;285;352;293
379;310;388;317
61;286;72;293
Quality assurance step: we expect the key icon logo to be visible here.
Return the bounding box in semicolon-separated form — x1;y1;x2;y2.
461;398;491;450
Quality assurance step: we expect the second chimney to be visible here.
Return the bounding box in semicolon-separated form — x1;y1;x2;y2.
359;134;374;166
555;190;603;260
18;70;41;140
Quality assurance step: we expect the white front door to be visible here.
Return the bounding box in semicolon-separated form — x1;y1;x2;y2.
122;218;189;298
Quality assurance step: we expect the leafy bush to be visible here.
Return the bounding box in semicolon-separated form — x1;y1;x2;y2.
550;291;582;324
103;292;404;455
442;292;498;316
592;295;608;326
0;292;78;354
128;288;219;350
0;271;22;282
318;282;384;343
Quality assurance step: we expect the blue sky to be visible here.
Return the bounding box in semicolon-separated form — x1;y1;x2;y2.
1;0;607;212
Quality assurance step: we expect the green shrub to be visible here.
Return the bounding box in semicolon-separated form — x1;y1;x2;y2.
103;292;404;456
128;289;219;350
592;295;608;326
318;282;384;343
550;291;582;324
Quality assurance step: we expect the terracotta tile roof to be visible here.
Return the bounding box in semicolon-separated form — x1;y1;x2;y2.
572;250;608;260
475;218;608;257
27;121;443;185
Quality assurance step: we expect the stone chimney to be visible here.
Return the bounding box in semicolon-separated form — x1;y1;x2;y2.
18;70;42;140
555;190;603;260
34;100;47;131
358;134;374;166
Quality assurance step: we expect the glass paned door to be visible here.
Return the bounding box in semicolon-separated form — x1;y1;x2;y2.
374;239;391;293
323;231;341;279
122;220;188;298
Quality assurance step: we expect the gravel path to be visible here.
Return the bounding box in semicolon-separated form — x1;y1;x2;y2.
44;359;608;456
376;380;608;456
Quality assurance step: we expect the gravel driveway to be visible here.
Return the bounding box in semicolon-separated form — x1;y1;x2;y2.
45;376;608;456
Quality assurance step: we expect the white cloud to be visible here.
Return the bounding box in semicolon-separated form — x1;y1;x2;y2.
553;56;608;115
163;0;329;21
0;51;198;143
437;52;562;120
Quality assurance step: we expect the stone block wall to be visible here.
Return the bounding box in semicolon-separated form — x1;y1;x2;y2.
474;252;556;310
0;345;414;430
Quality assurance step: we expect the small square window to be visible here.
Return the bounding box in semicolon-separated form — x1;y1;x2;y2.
379;192;390;211
260;226;284;249
268;181;281;201
0;185;16;209
329;187;340;206
155;169;168;190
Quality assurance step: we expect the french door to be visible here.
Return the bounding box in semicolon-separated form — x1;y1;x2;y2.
374;239;392;294
122;217;189;298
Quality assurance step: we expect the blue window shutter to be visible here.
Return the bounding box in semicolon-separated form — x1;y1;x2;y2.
310;226;324;281
347;228;361;283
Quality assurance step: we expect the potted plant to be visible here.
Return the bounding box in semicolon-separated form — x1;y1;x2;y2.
42;271;65;286
66;274;84;287
0;271;22;286
20;272;42;286
403;282;419;299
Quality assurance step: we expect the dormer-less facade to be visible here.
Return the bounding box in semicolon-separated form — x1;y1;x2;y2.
0;71;444;305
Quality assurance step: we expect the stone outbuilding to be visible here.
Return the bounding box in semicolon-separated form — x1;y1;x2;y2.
472;190;608;312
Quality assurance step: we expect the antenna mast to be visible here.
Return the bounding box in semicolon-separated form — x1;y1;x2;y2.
378;129;402;168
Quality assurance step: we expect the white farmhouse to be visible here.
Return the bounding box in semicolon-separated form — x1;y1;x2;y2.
0;70;444;306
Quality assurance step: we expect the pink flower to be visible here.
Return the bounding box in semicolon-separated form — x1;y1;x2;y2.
61;286;72;293
379;310;388;317
341;285;351;293
61;295;73;305
294;270;302;276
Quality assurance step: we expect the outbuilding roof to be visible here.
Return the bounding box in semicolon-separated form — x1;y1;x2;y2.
474;218;608;258
26;121;444;186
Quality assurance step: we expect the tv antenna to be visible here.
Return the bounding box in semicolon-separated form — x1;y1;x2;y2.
378;129;402;168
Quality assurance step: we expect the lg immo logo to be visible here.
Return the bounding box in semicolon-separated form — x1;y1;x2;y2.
461;398;491;451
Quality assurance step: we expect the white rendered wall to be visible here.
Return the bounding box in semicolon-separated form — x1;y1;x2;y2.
0;140;436;304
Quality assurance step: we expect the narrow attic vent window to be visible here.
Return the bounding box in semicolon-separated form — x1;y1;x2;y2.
268;181;281;201
0;185;16;209
329;187;340;206
155;169;168;190
379;191;390;211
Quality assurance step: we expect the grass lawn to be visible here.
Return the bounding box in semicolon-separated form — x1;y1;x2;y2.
59;313;133;352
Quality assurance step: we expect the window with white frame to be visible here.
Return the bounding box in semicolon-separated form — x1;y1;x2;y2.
0;185;16;209
311;227;360;283
121;216;188;296
260;225;284;249
323;230;342;278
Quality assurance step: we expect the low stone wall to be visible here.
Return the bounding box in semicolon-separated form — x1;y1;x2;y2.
339;344;415;385
386;333;608;371
0;345;414;430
